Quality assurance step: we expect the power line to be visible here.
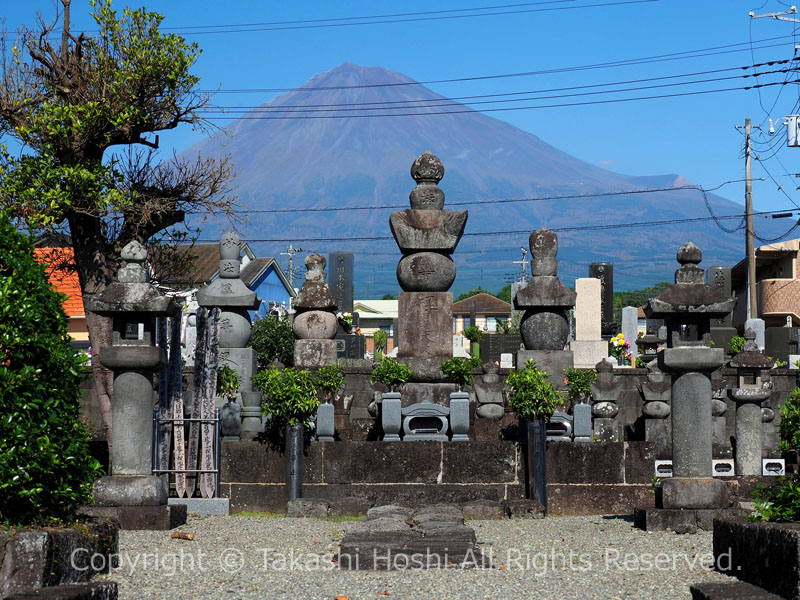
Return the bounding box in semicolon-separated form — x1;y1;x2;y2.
200;78;800;120
196;208;798;243
190;183;733;216
201;64;796;115
198;35;797;94
162;0;661;35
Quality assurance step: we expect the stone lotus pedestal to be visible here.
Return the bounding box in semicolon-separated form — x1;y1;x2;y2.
85;242;185;530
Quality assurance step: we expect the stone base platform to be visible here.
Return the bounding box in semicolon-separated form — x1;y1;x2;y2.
633;507;747;533
168;497;229;515
78;504;186;530
337;504;491;570
690;581;783;600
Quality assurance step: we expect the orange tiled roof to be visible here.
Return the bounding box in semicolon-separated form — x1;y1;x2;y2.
33;247;85;317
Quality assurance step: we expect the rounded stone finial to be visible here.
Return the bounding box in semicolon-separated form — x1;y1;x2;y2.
121;241;147;263
530;227;558;258
677;241;702;266
220;231;241;260
305;253;326;282
410;151;444;184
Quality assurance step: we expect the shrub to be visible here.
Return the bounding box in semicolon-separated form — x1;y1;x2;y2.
505;359;561;421
253;366;319;428
439;355;481;390
779;387;800;453
216;365;240;401
729;336;746;355
564;367;597;405
749;473;800;522
370;357;413;392
250;315;294;368
315;365;344;401
462;326;483;343
373;329;388;353
0;213;102;525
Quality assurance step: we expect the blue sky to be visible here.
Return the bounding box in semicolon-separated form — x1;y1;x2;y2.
4;0;800;229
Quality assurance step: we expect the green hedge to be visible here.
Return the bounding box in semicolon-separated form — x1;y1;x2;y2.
0;213;101;524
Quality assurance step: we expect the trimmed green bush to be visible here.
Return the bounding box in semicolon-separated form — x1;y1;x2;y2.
462;326;483;343
779;387;800;453
0;212;101;525
253;366;319;428
315;364;344;401
250;315;294;368
750;473;800;522
370;357;413;392
505;359;561;421
439;355;481;390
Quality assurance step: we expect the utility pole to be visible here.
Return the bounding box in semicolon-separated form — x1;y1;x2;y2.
745;118;758;319
735;118;758;319
281;244;303;306
512;247;529;283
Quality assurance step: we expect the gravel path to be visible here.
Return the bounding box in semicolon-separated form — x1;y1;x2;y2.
96;513;736;599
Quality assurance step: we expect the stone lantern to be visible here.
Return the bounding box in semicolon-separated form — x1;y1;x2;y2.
86;241;185;529
644;241;735;511
729;329;774;476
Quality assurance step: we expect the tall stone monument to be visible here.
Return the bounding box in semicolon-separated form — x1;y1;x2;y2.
514;227;576;387
644;242;735;511
570;277;608;368
708;266;737;354
391;151;467;362
589;262;616;337
293;254;339;367
196;232;261;437
86;241;186;529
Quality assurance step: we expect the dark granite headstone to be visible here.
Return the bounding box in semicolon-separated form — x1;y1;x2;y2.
335;333;366;359
707;266;733;327
329;252;354;313
589;262;615;336
480;334;523;364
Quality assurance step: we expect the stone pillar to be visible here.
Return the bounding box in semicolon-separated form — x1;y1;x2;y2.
86;242;184;529
196;232;261;438
515;227;576;388
570;278;608;368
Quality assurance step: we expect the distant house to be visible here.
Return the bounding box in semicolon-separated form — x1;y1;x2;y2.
452;293;512;334
353;299;398;354
731;238;800;328
157;242;295;318
33;247;89;348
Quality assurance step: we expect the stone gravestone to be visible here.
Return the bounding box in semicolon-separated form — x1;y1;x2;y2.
293;254;338;368
392;151;466;360
570;278;608;368
707;266;737;354
196;232;261;437
329;252;354;313
644;241;734;511
621;306;639;362
589;262;616;337
388;151;469;438
514;227;576;388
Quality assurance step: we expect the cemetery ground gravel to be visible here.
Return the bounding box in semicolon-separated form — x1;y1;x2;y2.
97;513;736;599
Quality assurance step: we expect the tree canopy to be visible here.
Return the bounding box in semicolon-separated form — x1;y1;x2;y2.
0;0;236;437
